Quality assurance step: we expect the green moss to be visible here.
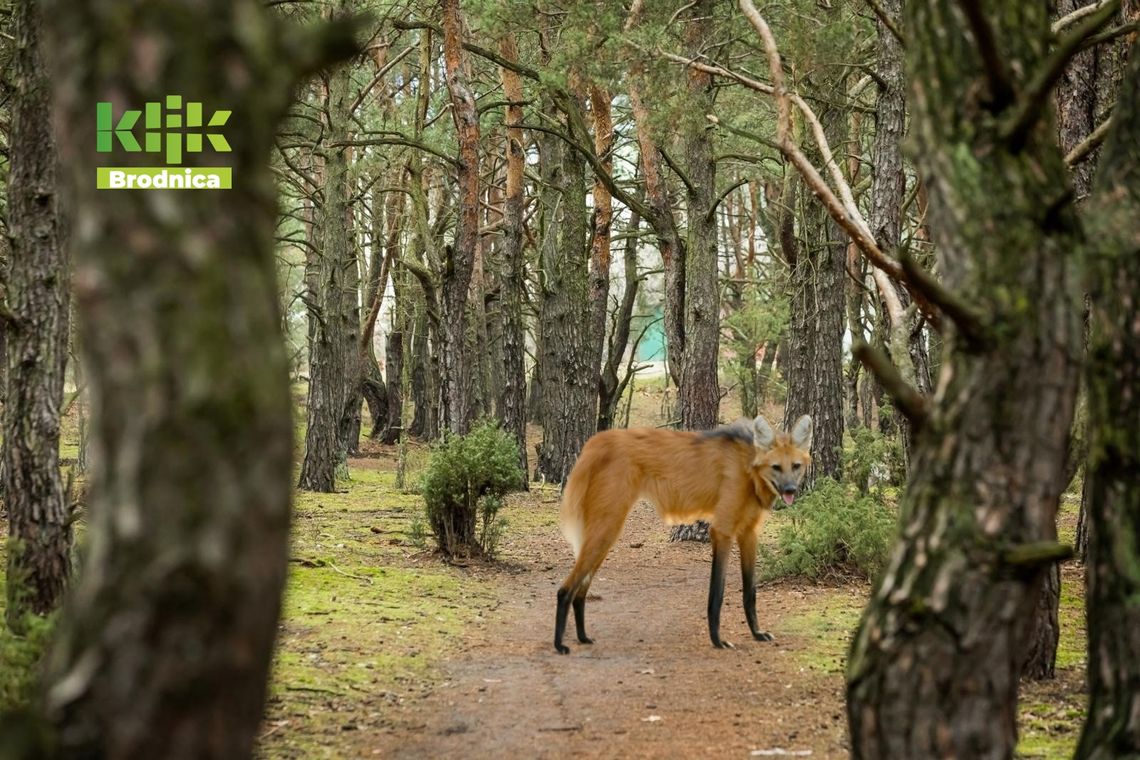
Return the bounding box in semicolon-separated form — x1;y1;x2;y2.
1017;701;1085;759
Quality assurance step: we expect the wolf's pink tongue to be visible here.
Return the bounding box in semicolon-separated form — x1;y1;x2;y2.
782;492;795;506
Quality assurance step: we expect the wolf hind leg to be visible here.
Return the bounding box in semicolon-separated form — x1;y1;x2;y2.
554;499;629;653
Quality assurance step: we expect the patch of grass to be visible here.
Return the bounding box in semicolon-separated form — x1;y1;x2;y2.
1017;700;1085;759
779;590;864;674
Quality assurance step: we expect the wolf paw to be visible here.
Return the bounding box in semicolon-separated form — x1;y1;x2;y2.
555;643;570;654
752;631;775;642
713;639;735;650
577;635;594;645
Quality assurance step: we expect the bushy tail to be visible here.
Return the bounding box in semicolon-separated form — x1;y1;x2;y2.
559;469;586;559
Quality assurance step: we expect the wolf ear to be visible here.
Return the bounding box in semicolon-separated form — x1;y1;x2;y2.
753;415;776;449
791;415;813;450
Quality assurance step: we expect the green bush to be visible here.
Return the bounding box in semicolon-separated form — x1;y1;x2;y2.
844;425;906;495
760;477;896;583
0;612;53;713
420;422;522;558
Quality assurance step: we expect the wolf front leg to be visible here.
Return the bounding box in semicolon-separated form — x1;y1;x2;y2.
738;530;774;642
707;529;733;648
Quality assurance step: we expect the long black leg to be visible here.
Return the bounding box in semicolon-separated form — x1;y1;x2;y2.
555;587;573;654
741;552;773;641
573;592;593;644
707;532;732;648
739;532;773;642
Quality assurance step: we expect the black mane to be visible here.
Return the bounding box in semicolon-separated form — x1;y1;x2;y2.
701;419;754;446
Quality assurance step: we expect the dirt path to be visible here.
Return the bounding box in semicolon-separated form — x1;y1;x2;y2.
364;502;852;759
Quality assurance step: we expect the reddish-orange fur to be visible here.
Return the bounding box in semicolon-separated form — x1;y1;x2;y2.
554;416;812;652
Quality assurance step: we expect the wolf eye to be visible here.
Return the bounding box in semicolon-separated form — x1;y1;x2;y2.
792;462;802;471
771;464;783;473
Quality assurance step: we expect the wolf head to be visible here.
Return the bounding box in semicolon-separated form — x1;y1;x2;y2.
751;415;813;508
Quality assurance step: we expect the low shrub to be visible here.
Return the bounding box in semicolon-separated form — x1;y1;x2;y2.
420;421;522;558
844;425;906;495
760;477;896;583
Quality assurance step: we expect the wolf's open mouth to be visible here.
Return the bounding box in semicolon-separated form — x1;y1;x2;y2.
782;492;795;506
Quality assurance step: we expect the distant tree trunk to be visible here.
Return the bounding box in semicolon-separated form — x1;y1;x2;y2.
588;83;614;425
598;205;642;431
1075;34;1140;760
498;37;529;484
439;0;480;436
867;0;930;462
35;1;350;755
300;62;354;491
629;84;685;389
3;0;72;632
535;110;595;484
846;4;1083;757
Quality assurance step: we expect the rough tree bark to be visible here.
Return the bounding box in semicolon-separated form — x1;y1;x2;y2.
677;0;721;432
846;4;1085;758
300;60;355;491
783;102;846;488
3;0;72;632
35;1;356;756
439;0;479;436
1075;31;1140;760
535;106;595;484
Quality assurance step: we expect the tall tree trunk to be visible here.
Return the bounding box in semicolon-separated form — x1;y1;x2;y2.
439;0;480;436
498;36;529;484
846;5;1083;757
784;101;846;488
3;0;71;631
34;2;352;755
300;63;354;491
535;109;595;484
678;1;721;432
1075;33;1140;760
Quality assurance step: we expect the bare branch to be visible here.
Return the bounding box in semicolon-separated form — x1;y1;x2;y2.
900;251;988;348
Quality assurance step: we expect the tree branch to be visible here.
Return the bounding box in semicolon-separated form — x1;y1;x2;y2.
864;0;905;47
955;0;1015;108
1066;114;1114;166
900;250;988;348
853;342;929;429
1002;0;1121;148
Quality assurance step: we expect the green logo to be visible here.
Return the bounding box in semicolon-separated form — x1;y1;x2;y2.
96;96;231;165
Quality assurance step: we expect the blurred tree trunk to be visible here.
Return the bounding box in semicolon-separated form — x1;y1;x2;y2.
846;4;1083;757
1075;32;1140;760
36;1;354;755
439;0;479;436
300;61;354;491
498;36;529;484
3;0;71;632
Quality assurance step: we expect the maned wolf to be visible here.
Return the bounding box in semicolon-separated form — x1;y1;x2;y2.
553;415;813;653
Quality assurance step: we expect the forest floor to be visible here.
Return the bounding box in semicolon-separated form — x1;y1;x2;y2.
255;436;1089;759
0;392;1089;759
